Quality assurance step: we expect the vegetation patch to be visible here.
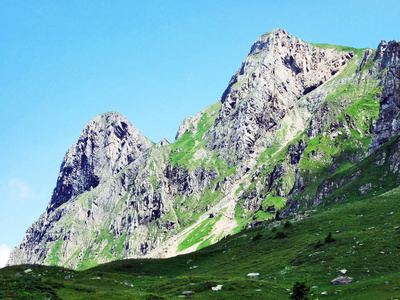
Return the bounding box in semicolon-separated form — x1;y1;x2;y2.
178;215;222;252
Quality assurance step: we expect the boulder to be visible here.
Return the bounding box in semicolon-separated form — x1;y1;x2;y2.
331;276;353;285
181;291;194;296
211;285;223;291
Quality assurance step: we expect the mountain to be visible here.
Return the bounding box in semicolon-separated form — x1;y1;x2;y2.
7;29;400;270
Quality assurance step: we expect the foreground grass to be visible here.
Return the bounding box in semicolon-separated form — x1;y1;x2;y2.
1;187;400;299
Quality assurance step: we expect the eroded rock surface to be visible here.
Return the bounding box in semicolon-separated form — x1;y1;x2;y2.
48;111;153;211
369;41;400;153
205;29;353;163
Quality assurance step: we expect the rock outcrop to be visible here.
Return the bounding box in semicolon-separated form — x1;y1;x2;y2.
369;41;400;153
48;112;153;211
205;29;353;163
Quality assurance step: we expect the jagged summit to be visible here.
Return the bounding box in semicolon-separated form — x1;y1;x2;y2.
157;137;170;147
249;28;291;54
48;111;153;211
205;28;354;163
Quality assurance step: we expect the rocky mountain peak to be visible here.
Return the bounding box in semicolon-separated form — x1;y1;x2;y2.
248;28;290;55
205;29;354;163
157;137;170;147
47;111;153;211
217;29;353;121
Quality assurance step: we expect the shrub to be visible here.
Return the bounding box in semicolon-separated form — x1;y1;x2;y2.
252;233;263;242
274;231;287;239
284;221;292;229
289;280;311;300
325;232;335;243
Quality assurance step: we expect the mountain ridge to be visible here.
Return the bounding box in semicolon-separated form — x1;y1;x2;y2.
7;29;400;270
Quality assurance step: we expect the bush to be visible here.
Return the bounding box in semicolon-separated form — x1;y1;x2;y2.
252;233;263;242
325;232;335;243
284;221;292;229
274;231;287;239
289;280;311;300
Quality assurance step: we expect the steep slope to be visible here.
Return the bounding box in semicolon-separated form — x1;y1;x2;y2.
7;29;400;269
369;40;400;153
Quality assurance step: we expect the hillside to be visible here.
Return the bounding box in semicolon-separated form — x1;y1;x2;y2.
7;28;400;273
1;180;399;298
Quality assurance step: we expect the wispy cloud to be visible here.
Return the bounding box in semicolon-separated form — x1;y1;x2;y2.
8;178;35;202
0;244;12;268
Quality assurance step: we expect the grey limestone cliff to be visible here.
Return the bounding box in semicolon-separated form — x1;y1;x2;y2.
369;40;400;153
205;29;353;164
48;112;153;211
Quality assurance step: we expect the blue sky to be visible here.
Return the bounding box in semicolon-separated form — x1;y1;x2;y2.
0;0;399;266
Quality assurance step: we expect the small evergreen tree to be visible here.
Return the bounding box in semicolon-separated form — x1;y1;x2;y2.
325;232;334;243
289;281;311;300
273;230;287;239
275;210;281;221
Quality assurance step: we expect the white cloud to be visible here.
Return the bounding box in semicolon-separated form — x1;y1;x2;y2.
0;244;12;268
8;178;35;202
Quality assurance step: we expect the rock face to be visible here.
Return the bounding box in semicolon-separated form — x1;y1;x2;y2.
48;112;153;211
369;41;400;153
205;29;353;163
8;29;400;270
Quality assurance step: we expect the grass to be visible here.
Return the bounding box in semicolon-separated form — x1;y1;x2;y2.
178;215;222;252
310;42;363;55
169;101;221;167
315;135;400;207
2;183;399;299
48;239;63;266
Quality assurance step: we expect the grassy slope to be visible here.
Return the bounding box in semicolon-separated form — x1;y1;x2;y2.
2;181;399;299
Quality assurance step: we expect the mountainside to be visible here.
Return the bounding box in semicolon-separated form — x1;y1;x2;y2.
2;185;400;299
8;29;400;270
